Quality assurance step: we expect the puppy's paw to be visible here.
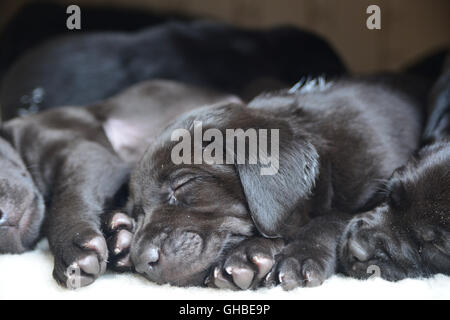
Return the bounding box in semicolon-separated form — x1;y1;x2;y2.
103;212;135;271
52;228;108;289
270;242;335;290
205;238;284;290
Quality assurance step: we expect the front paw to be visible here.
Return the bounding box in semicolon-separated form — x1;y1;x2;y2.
52;227;108;289
103;212;135;271
206;238;284;290
270;242;336;290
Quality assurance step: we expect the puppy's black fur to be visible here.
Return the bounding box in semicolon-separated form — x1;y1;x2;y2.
113;75;429;288
338;64;450;281
423;55;450;144
0;20;345;120
0;80;237;287
0;2;188;79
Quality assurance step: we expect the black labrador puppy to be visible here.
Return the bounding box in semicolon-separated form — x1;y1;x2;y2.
0;2;189;78
0;20;346;120
338;64;450;281
105;75;429;289
0;80;238;288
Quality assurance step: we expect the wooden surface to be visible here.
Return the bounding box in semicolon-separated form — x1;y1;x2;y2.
1;0;449;73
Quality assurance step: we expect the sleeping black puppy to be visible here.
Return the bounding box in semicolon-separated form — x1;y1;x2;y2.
0;2;189;78
338;65;450;281
0;80;238;288
105;75;430;289
0;20;345;120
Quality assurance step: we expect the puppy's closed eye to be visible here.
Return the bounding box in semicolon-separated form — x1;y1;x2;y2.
170;174;200;192
169;174;215;206
168;175;196;206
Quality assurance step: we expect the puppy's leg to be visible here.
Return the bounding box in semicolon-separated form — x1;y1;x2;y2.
270;212;349;290
45;142;130;288
206;238;285;290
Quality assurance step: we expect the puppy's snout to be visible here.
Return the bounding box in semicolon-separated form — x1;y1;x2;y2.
134;245;160;274
132;229;207;284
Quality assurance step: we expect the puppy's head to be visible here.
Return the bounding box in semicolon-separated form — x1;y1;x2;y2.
339;141;450;280
128;101;319;286
0;131;45;253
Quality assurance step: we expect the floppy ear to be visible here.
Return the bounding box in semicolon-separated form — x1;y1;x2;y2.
234;122;320;238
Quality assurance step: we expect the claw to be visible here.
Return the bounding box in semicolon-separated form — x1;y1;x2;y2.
302;259;324;287
263;270;277;288
303;269;321;287
114;229;133;255
213;267;236;290
277;257;303;291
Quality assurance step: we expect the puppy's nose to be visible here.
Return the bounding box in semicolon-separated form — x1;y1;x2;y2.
348;239;370;262
135;245;160;274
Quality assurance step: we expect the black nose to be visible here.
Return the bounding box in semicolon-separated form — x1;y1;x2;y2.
135;245;160;274
347;239;371;262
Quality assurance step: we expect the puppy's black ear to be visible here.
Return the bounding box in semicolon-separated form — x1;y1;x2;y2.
234;124;320;238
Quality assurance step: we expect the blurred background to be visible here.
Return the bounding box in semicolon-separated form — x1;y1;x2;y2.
1;0;449;74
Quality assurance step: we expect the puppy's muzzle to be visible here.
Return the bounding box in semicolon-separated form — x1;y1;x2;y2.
131;230;204;284
134;245;160;274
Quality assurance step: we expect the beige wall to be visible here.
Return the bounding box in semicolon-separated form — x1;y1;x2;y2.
1;0;449;73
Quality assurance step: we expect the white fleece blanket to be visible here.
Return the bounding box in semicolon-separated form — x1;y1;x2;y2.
0;240;449;300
